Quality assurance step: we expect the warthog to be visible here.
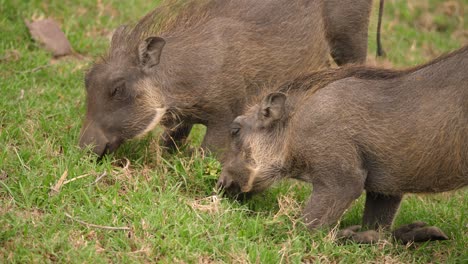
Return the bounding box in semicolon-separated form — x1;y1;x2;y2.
79;0;376;157
217;45;467;243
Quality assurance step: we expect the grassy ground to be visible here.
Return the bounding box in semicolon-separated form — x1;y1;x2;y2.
1;0;467;263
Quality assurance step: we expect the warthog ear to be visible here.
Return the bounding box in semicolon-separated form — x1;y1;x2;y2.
260;92;287;123
138;36;166;68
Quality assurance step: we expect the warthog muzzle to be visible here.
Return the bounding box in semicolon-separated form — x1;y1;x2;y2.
79;121;121;157
216;172;252;201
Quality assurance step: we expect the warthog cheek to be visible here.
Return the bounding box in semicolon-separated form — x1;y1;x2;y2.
241;184;252;193
135;107;167;138
241;166;259;193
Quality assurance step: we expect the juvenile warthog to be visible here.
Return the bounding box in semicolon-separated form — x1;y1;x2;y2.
79;0;375;157
217;46;467;243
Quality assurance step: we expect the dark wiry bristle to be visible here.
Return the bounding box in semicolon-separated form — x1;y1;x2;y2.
107;0;213;59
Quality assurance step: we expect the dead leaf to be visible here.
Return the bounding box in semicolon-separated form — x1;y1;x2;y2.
25;18;73;57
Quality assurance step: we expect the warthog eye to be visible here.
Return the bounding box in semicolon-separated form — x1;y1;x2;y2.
231;127;240;136
230;122;241;137
111;87;119;97
110;82;126;98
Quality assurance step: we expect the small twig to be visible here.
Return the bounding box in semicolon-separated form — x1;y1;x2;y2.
49;170;68;196
62;173;92;185
94;171;107;183
52;171;107;190
64;213;131;231
86;171;107;187
15;64;51;74
122;158;131;170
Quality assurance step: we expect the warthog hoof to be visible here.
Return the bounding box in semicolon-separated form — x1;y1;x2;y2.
337;225;381;244
392;221;449;244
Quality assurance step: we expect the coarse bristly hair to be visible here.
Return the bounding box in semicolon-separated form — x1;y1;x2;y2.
108;0;213;58
278;45;468;99
108;0;312;60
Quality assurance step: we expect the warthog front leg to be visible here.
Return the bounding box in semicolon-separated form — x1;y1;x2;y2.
302;168;365;230
201;120;232;157
161;123;193;152
362;191;403;229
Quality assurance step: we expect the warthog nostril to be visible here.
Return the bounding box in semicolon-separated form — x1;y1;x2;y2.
79;121;113;157
95;143;109;161
216;176;233;190
216;179;225;190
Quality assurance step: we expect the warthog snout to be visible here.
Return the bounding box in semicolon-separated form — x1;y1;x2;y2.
216;173;233;191
217;171;244;198
216;170;254;201
79;121;121;157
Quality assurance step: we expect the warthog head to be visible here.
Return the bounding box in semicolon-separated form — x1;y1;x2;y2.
79;26;168;157
217;92;290;197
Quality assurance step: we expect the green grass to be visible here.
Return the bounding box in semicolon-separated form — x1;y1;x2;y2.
1;0;467;263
